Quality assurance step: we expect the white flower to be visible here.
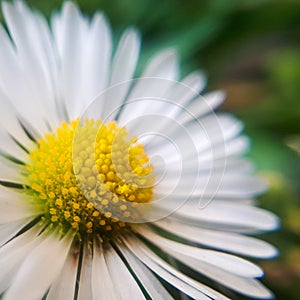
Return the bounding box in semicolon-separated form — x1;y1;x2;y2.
0;1;279;300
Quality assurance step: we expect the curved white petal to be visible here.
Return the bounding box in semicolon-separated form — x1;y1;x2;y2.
46;248;78;300
178;90;226;124
0;218;30;247
123;235;229;300
3;231;73;300
100;28;140;121
118;49;179;125
77;243;93;300
78;13;112;113
91;242;118;300
174;251;274;299
0;225;42;293
52;1;89;120
171;201;280;233
155;219;278;258
136;226;264;278
141;49;179;79
0;186;42;223
0;157;23;183
1;1;59;133
0;89;35;152
104;243;146;300
116;241;173;300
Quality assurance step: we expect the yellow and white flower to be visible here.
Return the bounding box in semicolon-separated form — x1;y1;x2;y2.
0;1;279;299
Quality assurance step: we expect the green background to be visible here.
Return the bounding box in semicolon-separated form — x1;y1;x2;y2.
2;0;300;299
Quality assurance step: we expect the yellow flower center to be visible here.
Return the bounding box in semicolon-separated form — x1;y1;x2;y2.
24;119;154;239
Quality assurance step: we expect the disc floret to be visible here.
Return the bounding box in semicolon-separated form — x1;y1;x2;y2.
24;119;154;238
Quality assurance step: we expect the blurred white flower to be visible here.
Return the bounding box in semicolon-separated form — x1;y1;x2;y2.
0;1;279;299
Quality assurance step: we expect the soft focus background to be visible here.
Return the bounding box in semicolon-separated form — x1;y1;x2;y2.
2;0;300;299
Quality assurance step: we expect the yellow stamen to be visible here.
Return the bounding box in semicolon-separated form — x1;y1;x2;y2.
24;118;154;238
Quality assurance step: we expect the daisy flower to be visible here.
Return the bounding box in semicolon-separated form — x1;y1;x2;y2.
0;1;279;300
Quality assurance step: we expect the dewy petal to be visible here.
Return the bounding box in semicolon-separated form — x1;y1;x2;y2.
155;218;278;258
3;231;73;300
116;240;173;300
104;243;146;300
46;249;78;300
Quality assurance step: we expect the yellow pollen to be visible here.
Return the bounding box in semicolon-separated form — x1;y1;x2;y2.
24;118;154;238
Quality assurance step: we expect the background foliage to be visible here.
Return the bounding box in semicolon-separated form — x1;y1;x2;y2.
2;0;300;299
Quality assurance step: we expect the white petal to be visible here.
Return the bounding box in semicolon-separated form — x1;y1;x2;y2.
1;1;59;133
179;71;206;95
117;49;179;125
3;232;73;300
0;225;42;293
150;134;249;177
127;235;273;299
77;243;93;300
147;112;244;162
0;127;26;163
116;241;173;300
0;186;42;223
110;28;140;87
157;174;267;200
0;89;35;151
172;201;280;233
136;71;206;142
121;71;204;146
105;243;146;300
177;254;274;299
91;242;118;300
79;13;112;111
46;248;78;300
53;1;89;120
136;226;264;278
198;158;254;174
140;49;179;79
0;156;23;183
155;218;278;258
100;28;140;121
0;218;30;247
123;235;229;300
178;90;225;124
